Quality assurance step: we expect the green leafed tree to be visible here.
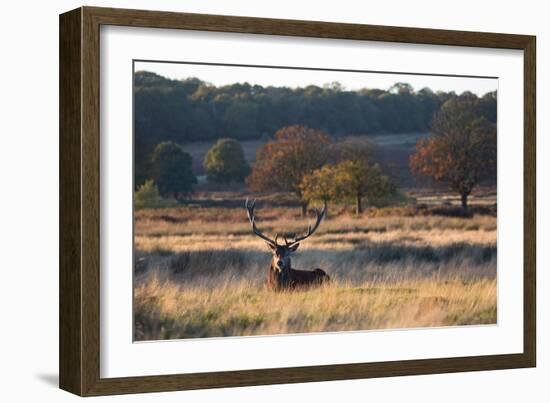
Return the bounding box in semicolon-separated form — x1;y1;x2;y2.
335;160;395;215
203;138;250;183
299;164;341;217
151;141;196;198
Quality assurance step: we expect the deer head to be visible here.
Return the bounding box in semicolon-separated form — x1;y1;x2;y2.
245;198;326;273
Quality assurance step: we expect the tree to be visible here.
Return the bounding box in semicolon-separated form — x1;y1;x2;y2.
299;165;340;217
134;180;176;209
335;160;395;215
151;141;196;198
247;125;331;215
203;138;250;183
476;91;497;122
410;94;497;211
389;82;414;95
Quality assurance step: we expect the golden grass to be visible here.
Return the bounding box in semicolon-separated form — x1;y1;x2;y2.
135;271;496;340
134;204;497;340
135;209;496;236
135;228;495;253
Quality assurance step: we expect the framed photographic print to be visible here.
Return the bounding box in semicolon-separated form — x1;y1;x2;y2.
59;6;536;396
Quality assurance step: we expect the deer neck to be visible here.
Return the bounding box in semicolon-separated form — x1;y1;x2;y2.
270;262;292;279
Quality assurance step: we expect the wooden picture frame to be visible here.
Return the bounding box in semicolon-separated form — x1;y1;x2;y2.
59;6;536;396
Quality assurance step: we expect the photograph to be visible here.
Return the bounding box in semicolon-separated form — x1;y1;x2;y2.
132;61;498;341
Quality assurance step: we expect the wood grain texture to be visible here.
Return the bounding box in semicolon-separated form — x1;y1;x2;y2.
59;8;82;396
81;6;102;396
59;6;537;396
523;38;537;367
85;354;532;396
85;6;531;49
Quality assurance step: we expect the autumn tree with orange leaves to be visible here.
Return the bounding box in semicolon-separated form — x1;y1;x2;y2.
247;125;331;216
410;93;497;211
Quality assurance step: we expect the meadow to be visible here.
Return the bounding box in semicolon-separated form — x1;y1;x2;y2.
134;190;497;341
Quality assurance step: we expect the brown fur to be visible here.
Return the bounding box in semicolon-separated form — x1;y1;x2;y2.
246;198;329;291
267;264;330;291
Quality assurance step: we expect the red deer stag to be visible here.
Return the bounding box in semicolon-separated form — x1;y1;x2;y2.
245;198;330;291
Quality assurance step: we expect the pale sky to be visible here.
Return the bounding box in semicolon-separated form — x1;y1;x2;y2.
135;61;498;96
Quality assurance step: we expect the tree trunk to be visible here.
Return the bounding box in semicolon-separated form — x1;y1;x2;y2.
323;200;329;219
461;192;469;211
355;194;362;215
301;201;308;217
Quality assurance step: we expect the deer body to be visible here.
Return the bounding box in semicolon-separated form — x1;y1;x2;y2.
267;264;329;291
246;198;330;291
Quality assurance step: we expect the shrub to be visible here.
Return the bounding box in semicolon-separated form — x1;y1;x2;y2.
135;180;177;209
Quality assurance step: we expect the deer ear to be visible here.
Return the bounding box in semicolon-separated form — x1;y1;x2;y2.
289;243;300;252
266;242;276;250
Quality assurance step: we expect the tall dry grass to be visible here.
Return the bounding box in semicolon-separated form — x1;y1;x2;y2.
134;202;497;340
135;273;496;340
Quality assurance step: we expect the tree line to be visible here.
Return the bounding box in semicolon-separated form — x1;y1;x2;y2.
134;71;496;186
135;73;497;213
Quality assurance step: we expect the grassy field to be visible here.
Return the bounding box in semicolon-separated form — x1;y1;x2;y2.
134;192;497;341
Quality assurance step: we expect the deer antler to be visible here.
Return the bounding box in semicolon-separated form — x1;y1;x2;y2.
286;205;326;247
245;198;277;246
